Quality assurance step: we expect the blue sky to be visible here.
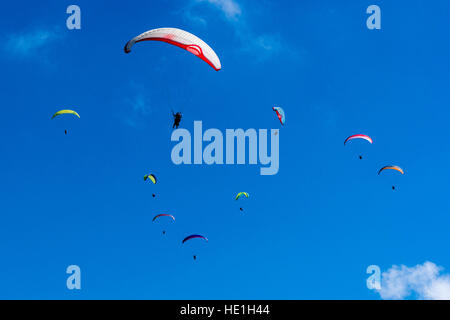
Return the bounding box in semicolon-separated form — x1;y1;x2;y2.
1;0;450;299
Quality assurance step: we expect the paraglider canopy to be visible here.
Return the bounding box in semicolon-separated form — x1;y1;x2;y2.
182;234;208;244
344;134;373;145
152;214;175;222
124;27;221;71
378;166;404;175
272;107;285;125
144;174;157;184
235;192;249;200
51;109;80;119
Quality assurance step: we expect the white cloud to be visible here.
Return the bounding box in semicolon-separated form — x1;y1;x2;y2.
239;33;283;58
4;28;61;58
116;80;157;128
377;262;450;300
185;0;286;61
123;93;153;128
197;0;241;20
183;9;207;26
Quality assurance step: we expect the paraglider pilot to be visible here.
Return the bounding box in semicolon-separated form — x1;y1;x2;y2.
173;111;182;129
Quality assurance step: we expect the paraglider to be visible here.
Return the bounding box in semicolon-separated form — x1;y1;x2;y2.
51;109;80;135
172;111;182;129
144;174;157;184
182;234;208;260
153;214;175;235
344;134;373;159
272;107;285;125
144;174;157;197
378;165;404;190
124;27;221;71
235;192;249;212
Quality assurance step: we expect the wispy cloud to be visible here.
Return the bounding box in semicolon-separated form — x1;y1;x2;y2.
3;27;62;58
197;0;241;20
239;33;283;60
183;9;207;27
184;0;288;61
123;92;153;128
377;262;450;300
118;80;166;129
